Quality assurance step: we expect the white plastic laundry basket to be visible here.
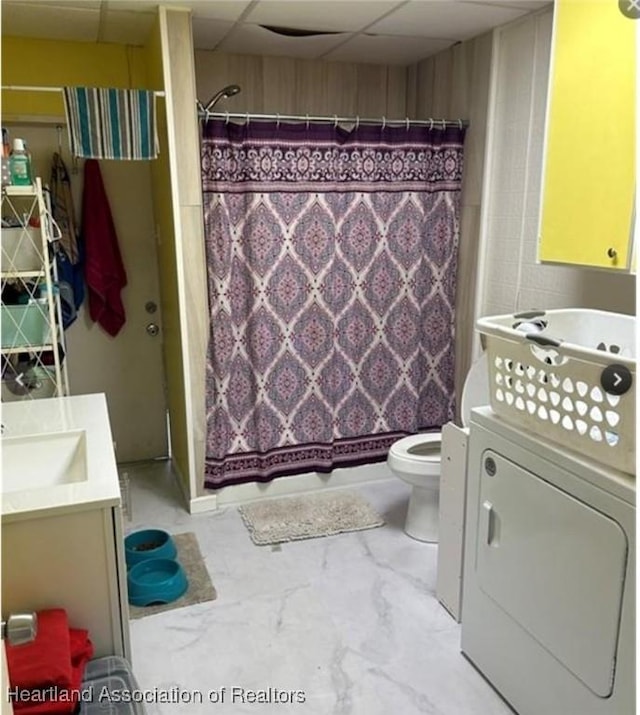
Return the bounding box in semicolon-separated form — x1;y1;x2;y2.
476;309;636;475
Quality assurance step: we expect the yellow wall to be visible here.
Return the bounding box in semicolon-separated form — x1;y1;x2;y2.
144;17;190;491
1;37;153;117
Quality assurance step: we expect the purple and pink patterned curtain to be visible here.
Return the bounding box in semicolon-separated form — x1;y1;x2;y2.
201;119;465;489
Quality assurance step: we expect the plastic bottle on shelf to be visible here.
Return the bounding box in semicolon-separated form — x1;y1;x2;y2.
1;128;11;186
9;138;32;186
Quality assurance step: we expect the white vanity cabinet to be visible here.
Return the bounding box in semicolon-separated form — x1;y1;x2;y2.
461;407;635;715
1;502;130;660
1;394;131;661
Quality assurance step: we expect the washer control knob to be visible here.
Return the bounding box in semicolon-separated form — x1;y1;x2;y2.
484;457;497;477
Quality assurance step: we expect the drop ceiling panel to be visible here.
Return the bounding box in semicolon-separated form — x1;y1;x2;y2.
192;19;236;51
324;34;452;65
1;3;100;42
467;0;549;8
218;24;351;59
4;0;100;7
0;0;548;65
100;10;156;45
245;0;404;32
190;1;253;21
103;0;158;12
369;0;528;40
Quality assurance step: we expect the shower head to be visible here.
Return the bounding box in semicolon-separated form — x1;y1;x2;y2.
202;84;242;113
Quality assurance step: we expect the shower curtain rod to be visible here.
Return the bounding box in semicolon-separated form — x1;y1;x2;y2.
2;84;166;97
199;110;469;129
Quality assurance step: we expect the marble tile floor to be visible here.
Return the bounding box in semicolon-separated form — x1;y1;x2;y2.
122;460;514;715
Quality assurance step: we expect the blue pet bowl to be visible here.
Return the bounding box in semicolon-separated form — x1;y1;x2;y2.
124;529;177;569
127;558;188;607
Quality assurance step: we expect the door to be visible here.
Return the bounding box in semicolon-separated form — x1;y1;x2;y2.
475;450;627;697
7;124;169;462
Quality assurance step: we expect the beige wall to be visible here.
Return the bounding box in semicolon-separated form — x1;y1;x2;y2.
407;32;494;416
144;8;210;500
144;17;190;484
194;52;408;117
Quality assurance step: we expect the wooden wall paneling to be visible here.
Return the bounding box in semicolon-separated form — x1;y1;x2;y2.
431;50;455;117
386;65;408;117
194;50;232;113
355;64;388;116
464;32;493;206
415;57;435;118
406;63;418;118
408;33;493;418
160;7;208;501
295;59;329;114
326;61;358;116
262;56;297;114
450;42;470;118
226;53;264;112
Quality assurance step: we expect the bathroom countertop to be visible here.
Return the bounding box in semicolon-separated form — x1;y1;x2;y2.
1;393;121;523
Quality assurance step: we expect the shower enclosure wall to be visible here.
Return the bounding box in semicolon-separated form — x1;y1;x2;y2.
157;7;492;511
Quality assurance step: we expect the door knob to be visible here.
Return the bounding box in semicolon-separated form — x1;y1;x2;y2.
146;323;159;337
1;613;37;645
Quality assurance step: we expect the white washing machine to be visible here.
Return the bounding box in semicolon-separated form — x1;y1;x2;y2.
461;407;635;715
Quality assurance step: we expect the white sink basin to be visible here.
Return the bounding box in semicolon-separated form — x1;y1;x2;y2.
1;430;88;494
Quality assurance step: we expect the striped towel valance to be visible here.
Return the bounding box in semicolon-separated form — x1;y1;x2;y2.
63;87;159;161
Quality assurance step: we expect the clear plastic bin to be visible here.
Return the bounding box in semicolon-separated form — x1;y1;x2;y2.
80;656;147;714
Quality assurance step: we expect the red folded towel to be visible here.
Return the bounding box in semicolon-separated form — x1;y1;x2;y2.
5;610;72;690
6;611;94;715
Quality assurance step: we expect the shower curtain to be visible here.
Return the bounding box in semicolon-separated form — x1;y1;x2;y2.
201;119;465;488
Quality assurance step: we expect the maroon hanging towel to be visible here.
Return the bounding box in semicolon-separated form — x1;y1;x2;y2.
82;159;127;336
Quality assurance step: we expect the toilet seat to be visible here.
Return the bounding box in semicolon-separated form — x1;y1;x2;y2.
388;432;442;477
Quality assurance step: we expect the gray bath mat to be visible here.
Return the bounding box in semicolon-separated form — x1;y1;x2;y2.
128;532;217;619
238;490;385;546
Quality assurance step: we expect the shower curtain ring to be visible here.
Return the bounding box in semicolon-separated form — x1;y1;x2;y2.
333;114;338;128
382;116;386;130
276;113;280;128
429;119;434;131
225;111;229;124
458;118;463;130
405;117;410;131
306;114;310;129
356;116;360;129
441;119;446;131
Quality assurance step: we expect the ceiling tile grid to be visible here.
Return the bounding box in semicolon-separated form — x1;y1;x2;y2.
1;0;551;66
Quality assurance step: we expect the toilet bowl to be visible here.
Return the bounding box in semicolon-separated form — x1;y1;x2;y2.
387;353;489;542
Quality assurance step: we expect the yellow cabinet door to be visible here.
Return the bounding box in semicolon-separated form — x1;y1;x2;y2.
539;0;635;270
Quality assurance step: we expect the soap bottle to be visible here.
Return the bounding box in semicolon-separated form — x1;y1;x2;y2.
9;138;32;186
1;129;10;186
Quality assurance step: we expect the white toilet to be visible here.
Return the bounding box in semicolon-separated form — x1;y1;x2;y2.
387;353;489;542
